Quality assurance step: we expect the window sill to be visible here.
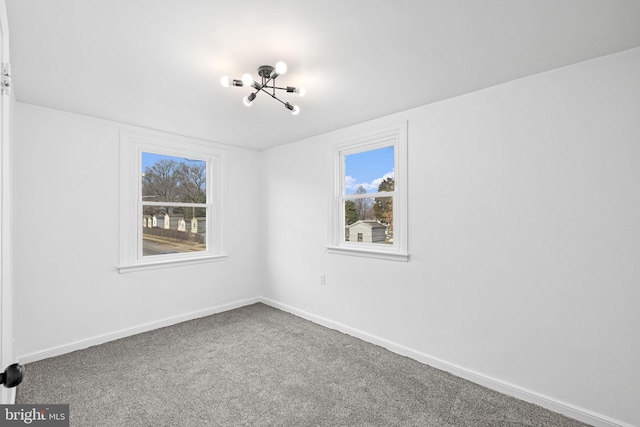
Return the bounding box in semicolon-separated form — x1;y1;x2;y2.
117;254;228;273
326;246;409;262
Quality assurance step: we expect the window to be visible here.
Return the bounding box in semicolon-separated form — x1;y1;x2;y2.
119;132;226;272
328;122;408;261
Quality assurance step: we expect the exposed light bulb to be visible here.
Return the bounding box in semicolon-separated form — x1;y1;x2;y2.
275;61;287;75
291;105;300;115
220;76;230;87
241;73;254;86
243;95;253;106
297;87;306;97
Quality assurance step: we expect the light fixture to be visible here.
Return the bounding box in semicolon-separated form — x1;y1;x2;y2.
241;73;254;86
243;93;256;106
274;61;287;76
221;61;304;115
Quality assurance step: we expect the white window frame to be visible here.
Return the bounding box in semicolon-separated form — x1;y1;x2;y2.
118;131;226;273
327;121;409;261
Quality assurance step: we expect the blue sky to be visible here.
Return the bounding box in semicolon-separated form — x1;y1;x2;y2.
142;150;392;194
142;152;171;171
142;152;204;171
345;146;394;194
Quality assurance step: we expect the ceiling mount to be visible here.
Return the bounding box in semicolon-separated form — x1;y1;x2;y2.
257;65;275;79
220;61;305;115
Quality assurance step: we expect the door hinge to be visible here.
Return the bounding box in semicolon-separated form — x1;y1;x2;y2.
2;63;12;95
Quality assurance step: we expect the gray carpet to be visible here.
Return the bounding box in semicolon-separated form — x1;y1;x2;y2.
17;303;590;426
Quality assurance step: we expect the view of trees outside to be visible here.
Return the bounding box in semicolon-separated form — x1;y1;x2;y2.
374;177;394;234
344;146;394;244
141;152;208;256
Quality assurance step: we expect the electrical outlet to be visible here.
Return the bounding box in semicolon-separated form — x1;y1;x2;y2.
320;274;326;285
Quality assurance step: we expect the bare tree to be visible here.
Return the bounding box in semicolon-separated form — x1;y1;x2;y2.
142;158;207;218
353;185;373;220
142;159;182;214
176;162;206;201
176;161;206;220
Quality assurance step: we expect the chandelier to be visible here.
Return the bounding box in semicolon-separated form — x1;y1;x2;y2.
220;61;305;115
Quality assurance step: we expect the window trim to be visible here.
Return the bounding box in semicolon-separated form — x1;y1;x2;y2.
327;121;409;261
118;131;226;273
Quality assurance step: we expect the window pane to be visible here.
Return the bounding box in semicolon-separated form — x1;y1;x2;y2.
344;146;394;195
142;152;206;203
344;197;393;244
141;208;207;256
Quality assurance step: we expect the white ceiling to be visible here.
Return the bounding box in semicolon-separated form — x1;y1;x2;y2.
6;0;640;151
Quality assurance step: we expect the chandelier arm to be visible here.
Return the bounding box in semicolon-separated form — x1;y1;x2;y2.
246;86;260;98
263;85;290;91
258;87;287;105
258;76;279;97
261;76;275;89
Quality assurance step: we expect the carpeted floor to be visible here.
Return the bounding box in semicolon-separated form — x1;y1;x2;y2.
17;303;591;426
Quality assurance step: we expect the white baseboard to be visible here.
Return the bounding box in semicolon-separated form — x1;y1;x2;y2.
18;297;260;364
0;387;15;404
259;297;632;427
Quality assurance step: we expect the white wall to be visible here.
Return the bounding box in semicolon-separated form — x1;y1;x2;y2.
261;48;640;427
13;104;263;360
11;47;639;426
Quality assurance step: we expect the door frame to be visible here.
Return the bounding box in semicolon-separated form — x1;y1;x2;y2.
0;0;15;405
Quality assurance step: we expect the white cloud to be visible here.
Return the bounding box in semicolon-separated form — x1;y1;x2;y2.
345;175;357;190
345;170;394;192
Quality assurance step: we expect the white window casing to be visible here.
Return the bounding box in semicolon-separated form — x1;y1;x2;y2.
327;121;409;261
118;131;226;273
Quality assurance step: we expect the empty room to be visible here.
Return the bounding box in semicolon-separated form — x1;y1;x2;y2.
0;1;638;426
